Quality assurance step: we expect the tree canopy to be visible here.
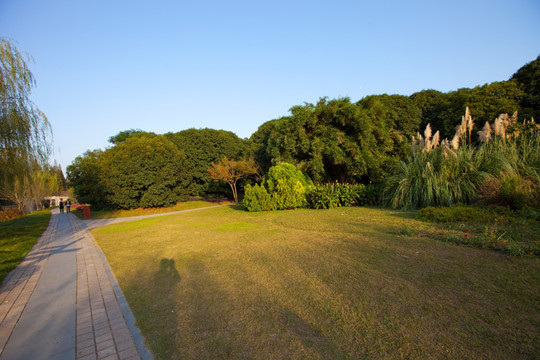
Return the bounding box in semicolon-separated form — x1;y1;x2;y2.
249;97;416;184
165;128;248;195
0;38;52;192
65;55;540;210
67;149;108;208
99;135;187;209
512;55;540;120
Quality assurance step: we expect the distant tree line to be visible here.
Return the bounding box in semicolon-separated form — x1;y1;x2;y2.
67;56;539;210
67;129;249;209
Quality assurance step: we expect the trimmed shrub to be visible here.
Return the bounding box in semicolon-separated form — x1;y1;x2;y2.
242;184;275;212
306;183;367;209
272;177;308;210
243;162;313;212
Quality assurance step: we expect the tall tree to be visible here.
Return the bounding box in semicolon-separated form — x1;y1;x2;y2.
165;128;248;196
250;97;404;184
67;149;108;208
99;135;187;209
0;38;52;191
108;129;153;145
30;165;59;210
512;55;540;120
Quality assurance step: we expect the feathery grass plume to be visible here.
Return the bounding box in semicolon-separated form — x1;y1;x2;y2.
423;124;432;152
417;131;425;150
478;121;492;142
464;106;474;143
459;108;468;138
432;130;440;150
411;136;417;155
493;114;506;138
441;139;456;158
511;111;518;126
424;123;432;141
451;127;462;149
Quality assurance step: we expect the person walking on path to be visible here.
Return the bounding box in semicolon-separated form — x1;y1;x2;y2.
66;200;71;213
59;200;64;213
0;208;152;360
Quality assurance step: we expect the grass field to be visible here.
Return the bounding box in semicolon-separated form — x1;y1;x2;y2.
72;200;229;219
92;206;540;360
0;209;51;284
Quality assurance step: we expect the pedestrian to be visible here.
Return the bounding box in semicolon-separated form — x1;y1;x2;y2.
59;200;64;213
66;200;71;213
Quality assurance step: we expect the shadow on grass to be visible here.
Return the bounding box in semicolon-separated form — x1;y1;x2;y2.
156;258;181;283
121;255;347;359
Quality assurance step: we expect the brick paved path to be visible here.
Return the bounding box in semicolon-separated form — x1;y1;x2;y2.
0;210;152;360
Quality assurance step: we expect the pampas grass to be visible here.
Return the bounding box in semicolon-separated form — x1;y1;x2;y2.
384;108;540;210
383;145;488;209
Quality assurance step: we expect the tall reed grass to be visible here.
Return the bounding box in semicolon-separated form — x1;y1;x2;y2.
384;109;540;210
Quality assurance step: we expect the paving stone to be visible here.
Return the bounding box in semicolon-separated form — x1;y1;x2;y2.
0;210;153;360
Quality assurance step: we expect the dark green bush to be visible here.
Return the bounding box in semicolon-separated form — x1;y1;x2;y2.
307;183;367;209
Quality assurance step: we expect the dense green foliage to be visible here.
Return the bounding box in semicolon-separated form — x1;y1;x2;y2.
250;97;413;184
108;128;151;145
67;149;108;208
511;55;540;120
67;56;540;212
306;183;367;209
263;162;313;210
99;135;187;209
165;128;248;196
69;129;248;209
243;162;313;211
242;184;274;212
411;81;524;138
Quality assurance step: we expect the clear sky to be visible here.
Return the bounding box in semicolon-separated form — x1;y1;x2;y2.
1;0;539;172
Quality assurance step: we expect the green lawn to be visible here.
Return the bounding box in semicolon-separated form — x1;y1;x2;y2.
92;206;540;360
72;200;228;219
0;209;51;284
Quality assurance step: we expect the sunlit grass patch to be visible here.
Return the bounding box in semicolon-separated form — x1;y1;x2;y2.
0;209;51;284
73;200;226;219
216;222;260;231
93;206;540;360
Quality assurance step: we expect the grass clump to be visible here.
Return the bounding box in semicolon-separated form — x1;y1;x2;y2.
0;209;51;283
93;206;539;359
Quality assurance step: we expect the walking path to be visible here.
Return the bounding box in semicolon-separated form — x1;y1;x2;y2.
0;209;154;360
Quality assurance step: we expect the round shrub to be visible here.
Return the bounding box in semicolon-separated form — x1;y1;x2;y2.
242;184;275;212
263;163;313;210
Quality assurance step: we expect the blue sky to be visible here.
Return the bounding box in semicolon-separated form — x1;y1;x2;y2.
1;0;539;172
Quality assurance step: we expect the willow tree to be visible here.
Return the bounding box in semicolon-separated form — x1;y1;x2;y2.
0;38;52;195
